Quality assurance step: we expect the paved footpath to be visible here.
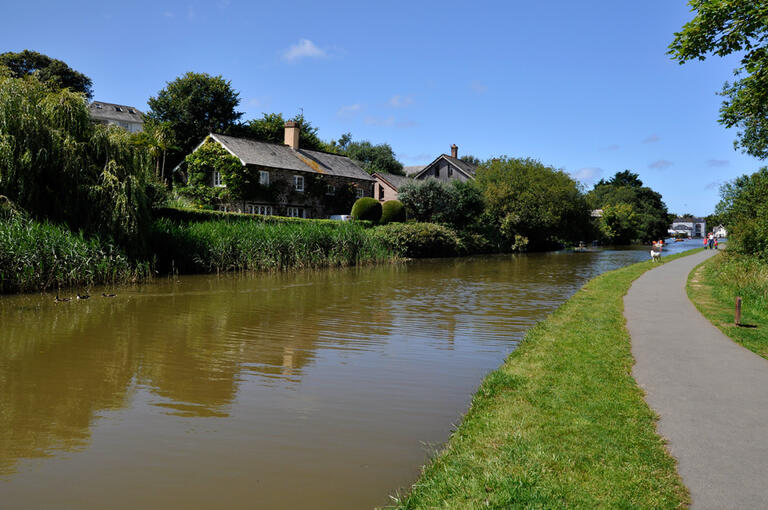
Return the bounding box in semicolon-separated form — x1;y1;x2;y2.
625;249;768;510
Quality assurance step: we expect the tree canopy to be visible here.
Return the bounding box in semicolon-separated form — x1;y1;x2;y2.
147;72;243;170
669;1;768;158
587;171;670;243
0;50;93;99
227;112;330;152
0;72;154;251
475;157;590;250
715;167;768;257
339;139;404;175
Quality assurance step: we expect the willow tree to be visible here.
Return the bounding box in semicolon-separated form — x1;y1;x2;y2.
0;71;154;252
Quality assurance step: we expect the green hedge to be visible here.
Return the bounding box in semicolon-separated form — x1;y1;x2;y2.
351;198;382;223
153;206;372;227
370;222;463;258
381;200;406;224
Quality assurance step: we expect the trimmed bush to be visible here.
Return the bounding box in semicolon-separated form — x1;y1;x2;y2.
381;200;406;224
371;222;462;258
153;206;372;227
351;197;382;223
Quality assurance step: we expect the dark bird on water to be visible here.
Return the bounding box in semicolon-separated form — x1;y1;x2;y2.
102;292;116;298
54;293;70;303
76;292;90;300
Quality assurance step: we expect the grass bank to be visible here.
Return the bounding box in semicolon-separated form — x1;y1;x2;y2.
387;251;697;509
687;251;768;359
0;215;149;293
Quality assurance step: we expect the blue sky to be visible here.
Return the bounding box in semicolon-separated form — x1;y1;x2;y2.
1;0;762;216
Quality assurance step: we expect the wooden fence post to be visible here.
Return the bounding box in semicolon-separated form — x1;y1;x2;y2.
735;296;742;326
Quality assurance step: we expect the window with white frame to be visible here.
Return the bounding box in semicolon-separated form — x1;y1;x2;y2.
257;205;272;216
294;175;304;192
326;184;335;195
356;188;365;198
213;171;224;187
287;207;303;218
246;204;255;214
259;171;269;186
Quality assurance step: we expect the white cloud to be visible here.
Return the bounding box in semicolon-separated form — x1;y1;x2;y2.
649;159;673;169
389;94;414;108
337;104;362;117
707;159;729;167
396;119;418;128
642;134;660;143
364;115;395;127
570;167;604;183
282;39;327;61
470;80;488;94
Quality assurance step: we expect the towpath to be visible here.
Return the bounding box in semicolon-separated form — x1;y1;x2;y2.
625;249;768;509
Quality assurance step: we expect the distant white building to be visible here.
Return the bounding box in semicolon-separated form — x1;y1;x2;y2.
669;217;706;238
88;101;144;133
713;224;728;238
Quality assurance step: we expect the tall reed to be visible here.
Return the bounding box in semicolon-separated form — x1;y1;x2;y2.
0;215;148;293
150;218;394;274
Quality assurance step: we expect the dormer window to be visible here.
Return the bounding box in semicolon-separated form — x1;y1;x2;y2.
115;106;123;112
128;109;135;114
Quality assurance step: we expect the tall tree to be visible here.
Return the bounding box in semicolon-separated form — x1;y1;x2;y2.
669;1;768;158
147;72;243;170
228;112;331;152
342;140;404;175
0;49;93;99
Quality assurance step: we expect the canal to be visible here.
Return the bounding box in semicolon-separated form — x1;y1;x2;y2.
0;241;700;509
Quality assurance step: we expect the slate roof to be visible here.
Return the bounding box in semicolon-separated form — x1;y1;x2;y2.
374;173;413;190
673;216;706;223
210;134;374;181
404;165;426;176
89;101;145;124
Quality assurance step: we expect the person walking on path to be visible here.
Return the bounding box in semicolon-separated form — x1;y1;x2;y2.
625;249;768;509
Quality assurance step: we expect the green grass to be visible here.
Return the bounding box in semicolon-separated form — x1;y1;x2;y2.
687;251;768;359
150;217;395;274
0;215;148;293
386;251;698;509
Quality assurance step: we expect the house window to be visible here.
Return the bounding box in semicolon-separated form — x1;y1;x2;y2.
326;185;335;195
257;205;272;216
213;171;224;187
356;188;365;199
294;175;304;192
448;166;453;177
287;207;303;218
435;167;440;177
115;106;123;112
246;204;255;214
259;171;269;186
378;185;384;200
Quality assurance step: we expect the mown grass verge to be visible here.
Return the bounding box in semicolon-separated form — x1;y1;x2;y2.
386;251;697;509
0;215;149;293
687;251;768;359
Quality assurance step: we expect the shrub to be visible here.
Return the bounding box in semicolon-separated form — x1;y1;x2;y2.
381;200;406;224
371;222;462;258
351;197;382;223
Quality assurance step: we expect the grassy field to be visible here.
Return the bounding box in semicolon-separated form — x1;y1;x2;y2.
386;251;697;509
687;251;768;359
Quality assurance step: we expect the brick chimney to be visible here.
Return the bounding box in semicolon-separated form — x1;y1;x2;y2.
451;144;458;158
284;121;299;149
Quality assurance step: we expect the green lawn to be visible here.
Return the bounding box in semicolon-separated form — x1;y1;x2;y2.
386;252;696;509
687;252;768;359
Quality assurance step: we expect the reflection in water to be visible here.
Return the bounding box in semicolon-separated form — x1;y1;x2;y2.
0;242;699;509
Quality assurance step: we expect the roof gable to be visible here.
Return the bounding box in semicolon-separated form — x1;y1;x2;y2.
89;101;145;123
412;154;477;180
373;173;412;190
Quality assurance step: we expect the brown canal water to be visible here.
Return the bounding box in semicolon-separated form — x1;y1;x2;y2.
0;241;701;509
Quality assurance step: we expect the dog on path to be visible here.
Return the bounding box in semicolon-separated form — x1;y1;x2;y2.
650;249;661;262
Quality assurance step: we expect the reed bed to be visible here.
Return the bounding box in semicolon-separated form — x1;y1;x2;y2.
0;215;148;293
150;218;395;274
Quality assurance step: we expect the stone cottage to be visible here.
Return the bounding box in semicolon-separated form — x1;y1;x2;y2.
186;122;375;218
